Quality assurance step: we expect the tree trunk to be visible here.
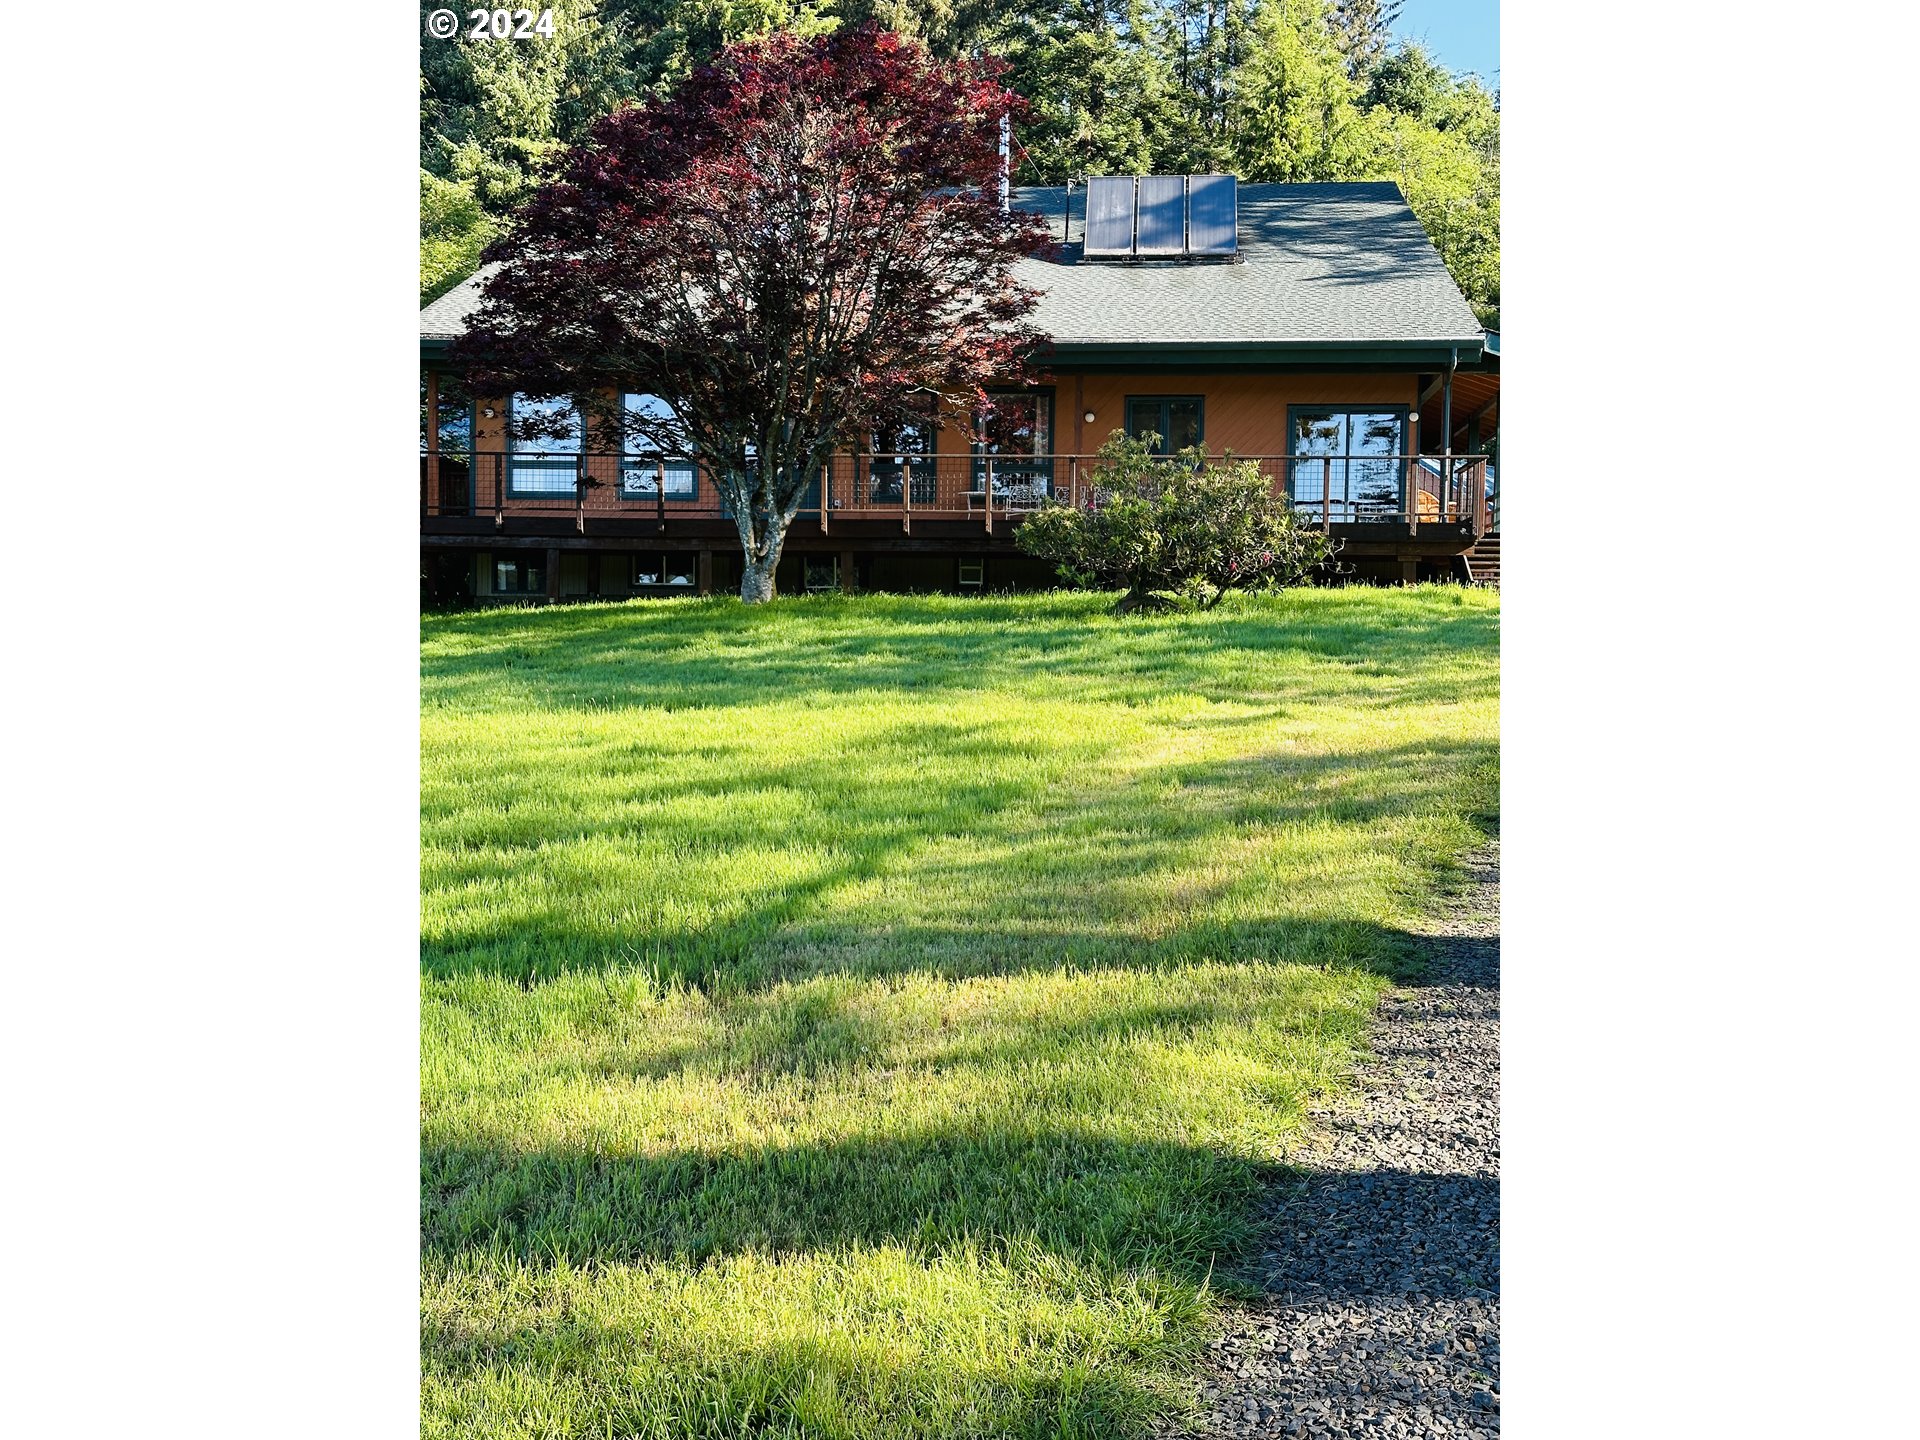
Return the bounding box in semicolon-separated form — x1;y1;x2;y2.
738;513;794;603
740;558;777;603
729;466;809;604
1113;585;1178;616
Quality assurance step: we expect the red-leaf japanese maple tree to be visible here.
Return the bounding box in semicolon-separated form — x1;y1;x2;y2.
454;24;1053;602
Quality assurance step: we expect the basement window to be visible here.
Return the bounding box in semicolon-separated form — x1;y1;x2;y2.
491;555;546;595
958;561;985;590
632;554;696;589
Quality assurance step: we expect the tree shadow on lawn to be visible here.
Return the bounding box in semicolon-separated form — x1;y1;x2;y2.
425;1119;1497;1286
421;1125;1498;1436
422;733;1498;987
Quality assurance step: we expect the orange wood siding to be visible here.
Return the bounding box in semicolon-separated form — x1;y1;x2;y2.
1066;373;1418;456
475;374;1416;459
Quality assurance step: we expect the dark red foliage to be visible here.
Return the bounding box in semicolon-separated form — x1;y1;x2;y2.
452;24;1053;594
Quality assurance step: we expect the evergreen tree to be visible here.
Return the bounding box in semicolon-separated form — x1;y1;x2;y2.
418;2;1499;323
1330;0;1402;78
1230;0;1369;181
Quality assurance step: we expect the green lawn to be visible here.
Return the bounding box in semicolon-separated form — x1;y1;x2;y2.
421;587;1498;1439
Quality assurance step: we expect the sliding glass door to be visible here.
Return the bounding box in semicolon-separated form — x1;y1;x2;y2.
1287;407;1407;522
973;389;1053;500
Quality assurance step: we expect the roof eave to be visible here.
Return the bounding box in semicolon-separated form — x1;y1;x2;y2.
1040;337;1484;371
421;336;1485;369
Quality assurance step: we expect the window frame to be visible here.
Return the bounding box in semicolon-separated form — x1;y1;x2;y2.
865;392;940;505
422;374;479;512
1283;403;1412;521
1122;394;1206;454
619;392;700;502
971;386;1055;497
489;552;547;595
505;393;583;498
631;552;698;591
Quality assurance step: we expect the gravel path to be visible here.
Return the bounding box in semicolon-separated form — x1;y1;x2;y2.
1182;840;1500;1438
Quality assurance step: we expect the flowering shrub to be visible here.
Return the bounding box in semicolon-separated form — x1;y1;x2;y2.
1017;431;1341;613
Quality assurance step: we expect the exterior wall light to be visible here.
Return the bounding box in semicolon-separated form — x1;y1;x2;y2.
1083;411;1097;424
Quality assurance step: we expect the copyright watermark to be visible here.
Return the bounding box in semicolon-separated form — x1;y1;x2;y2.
426;8;556;41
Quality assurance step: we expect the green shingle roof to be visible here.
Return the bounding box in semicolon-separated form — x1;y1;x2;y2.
421;181;1482;357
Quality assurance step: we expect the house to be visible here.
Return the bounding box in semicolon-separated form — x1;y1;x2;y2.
419;178;1499;602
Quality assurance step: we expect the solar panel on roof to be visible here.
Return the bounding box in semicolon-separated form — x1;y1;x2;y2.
1083;177;1135;256
1187;174;1238;255
1135;175;1187;254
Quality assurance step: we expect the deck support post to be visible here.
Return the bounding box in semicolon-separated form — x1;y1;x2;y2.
586;551;600;597
1399;555;1419;586
697;549;714;596
545;546;562;605
839;549;856;594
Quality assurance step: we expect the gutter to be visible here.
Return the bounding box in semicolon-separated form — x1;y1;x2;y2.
1044;335;1484;350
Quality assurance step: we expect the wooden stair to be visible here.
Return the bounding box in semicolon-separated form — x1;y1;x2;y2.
1462;533;1501;587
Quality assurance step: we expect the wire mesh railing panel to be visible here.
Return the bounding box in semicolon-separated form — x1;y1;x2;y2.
420;451;1491;535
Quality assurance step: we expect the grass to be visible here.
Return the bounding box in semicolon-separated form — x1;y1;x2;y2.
421;586;1499;1439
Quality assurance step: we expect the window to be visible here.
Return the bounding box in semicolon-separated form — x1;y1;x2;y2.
632;552;696;589
973;388;1054;499
1287;407;1408;522
957;561;985;589
803;556;840;593
621;392;698;500
867;393;938;505
507;394;580;496
423;374;475;513
422;373;473;456
491;554;546;594
1124;396;1204;454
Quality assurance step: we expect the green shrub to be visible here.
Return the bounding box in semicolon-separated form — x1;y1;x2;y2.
1018;431;1340;613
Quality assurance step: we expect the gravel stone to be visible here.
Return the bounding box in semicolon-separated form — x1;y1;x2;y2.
1174;839;1500;1438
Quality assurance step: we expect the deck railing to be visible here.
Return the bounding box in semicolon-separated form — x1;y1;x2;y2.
421;450;1492;536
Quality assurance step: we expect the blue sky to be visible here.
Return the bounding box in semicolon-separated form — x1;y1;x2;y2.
1391;0;1499;84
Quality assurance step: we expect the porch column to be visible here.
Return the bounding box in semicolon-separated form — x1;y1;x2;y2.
697;549;714;596
1491;432;1501;530
545;546;562;605
424;369;439;512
